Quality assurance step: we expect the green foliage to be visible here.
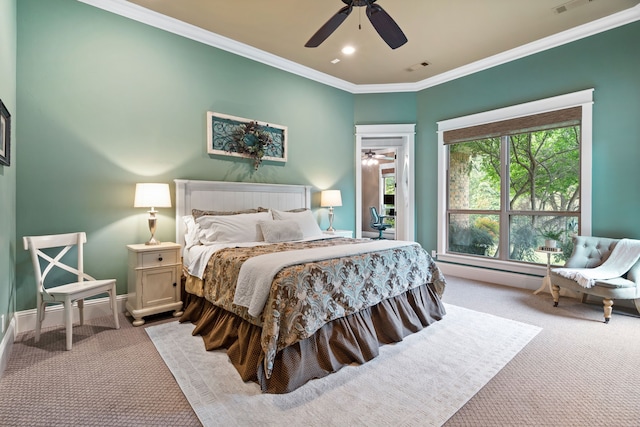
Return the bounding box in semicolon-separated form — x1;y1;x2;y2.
230;121;274;170
448;125;580;264
510;225;538;262
449;222;496;256
537;226;565;241
474;217;499;239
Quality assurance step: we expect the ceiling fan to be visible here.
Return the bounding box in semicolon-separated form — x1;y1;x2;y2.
305;0;408;50
362;149;394;165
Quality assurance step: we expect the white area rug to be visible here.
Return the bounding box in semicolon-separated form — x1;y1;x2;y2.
146;304;541;427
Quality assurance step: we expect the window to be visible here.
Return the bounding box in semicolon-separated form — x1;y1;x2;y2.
381;171;396;227
437;90;593;272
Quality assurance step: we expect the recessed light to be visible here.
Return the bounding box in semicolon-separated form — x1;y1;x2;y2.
341;46;356;55
331;58;340;64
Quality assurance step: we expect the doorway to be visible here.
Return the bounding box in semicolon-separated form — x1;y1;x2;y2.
355;124;415;241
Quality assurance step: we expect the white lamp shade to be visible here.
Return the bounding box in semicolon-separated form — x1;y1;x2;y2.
134;183;172;208
321;190;342;207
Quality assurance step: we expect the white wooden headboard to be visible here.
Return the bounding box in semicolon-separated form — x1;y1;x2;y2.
174;179;312;247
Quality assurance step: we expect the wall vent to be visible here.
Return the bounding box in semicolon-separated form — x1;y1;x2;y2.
554;0;594;14
407;61;429;72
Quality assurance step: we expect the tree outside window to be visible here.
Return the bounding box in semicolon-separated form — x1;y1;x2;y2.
447;117;581;266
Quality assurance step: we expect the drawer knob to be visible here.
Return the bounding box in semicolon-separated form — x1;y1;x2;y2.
158;256;163;261
173;282;177;287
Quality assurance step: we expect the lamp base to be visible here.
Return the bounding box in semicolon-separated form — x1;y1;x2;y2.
326;207;335;232
145;236;161;245
145;213;160;245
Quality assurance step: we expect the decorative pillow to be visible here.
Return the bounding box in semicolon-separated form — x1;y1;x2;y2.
192;207;268;219
183;215;200;249
271;209;323;238
258;220;304;243
196;211;272;243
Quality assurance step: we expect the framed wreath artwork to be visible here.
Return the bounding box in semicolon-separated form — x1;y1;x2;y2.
207;112;287;169
0;99;10;167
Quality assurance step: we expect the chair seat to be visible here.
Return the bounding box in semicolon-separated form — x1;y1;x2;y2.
550;272;635;290
43;279;116;300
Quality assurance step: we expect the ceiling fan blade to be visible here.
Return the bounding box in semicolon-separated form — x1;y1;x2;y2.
366;3;408;49
305;5;353;48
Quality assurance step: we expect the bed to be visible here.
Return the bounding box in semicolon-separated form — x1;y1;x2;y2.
175;179;446;393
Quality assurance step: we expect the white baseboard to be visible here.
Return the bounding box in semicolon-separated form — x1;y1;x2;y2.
438;262;542;291
15;295;128;335
0;316;16;379
438;262;637;310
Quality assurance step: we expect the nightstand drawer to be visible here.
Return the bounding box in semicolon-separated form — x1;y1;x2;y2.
140;249;178;267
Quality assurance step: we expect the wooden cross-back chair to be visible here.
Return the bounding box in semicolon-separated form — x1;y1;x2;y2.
23;232;120;350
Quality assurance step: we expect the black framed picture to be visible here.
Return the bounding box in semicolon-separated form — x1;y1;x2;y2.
0;99;10;167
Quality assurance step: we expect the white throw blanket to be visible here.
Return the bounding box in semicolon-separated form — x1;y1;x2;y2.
553;238;640;288
233;240;419;317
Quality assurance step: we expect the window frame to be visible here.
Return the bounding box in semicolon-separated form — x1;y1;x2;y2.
436;89;593;275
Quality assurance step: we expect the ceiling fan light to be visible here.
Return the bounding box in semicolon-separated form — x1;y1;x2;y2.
342;45;356;55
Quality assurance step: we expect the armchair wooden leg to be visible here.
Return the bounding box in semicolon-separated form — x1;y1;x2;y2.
634;298;640;316
603;298;613;324
551;284;561;307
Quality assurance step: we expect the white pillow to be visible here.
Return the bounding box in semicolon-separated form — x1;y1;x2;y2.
271;209;323;238
259;220;304;243
183;215;200;249
197;211;272;244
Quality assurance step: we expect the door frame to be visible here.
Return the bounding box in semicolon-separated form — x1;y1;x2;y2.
355;124;415;240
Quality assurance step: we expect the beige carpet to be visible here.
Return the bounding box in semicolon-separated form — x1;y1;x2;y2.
147;304;541;426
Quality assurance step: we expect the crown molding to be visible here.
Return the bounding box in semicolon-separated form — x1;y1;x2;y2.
79;1;640;95
78;0;358;92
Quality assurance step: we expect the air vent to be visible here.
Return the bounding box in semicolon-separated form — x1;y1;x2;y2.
407;61;430;72
554;0;594;14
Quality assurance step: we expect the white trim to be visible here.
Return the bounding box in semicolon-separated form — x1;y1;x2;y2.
438;264;543;292
15;294;127;335
438;267;638;309
436;89;593;272
411;4;640;93
77;0;357;93
0;316;16;378
437;89;594;131
355;124;415;241
78;1;640;94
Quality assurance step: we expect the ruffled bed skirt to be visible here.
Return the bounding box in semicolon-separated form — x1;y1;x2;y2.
179;282;446;394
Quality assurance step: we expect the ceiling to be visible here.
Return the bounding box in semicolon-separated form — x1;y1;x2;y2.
113;0;639;89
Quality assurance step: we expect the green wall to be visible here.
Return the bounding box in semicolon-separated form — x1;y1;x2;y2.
354;92;417;124
414;21;640;247
15;0;355;311
0;0;17;342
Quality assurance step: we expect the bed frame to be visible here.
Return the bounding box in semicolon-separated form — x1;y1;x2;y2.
174;179;312;247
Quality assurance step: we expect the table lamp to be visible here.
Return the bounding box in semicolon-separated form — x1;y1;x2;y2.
320;189;342;232
134;183;172;245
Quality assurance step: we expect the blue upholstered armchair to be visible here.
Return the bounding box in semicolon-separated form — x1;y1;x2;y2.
549;236;640;323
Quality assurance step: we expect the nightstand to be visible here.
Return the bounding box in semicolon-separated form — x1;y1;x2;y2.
126;242;183;326
323;230;353;238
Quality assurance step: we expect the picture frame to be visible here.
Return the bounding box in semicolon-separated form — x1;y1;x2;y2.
206;112;287;166
0;99;10;167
